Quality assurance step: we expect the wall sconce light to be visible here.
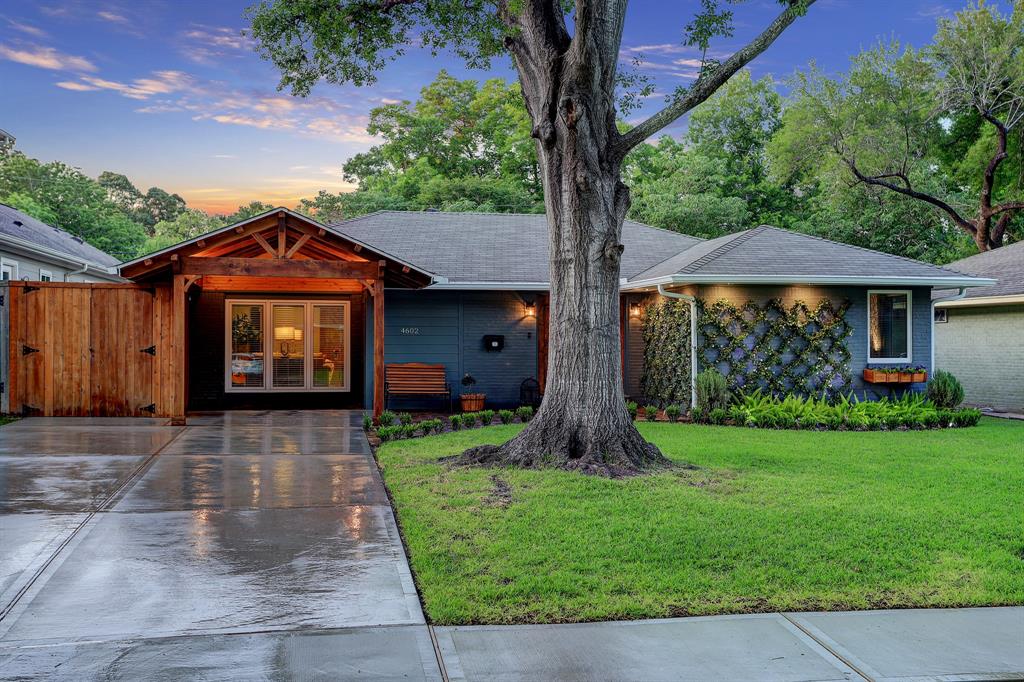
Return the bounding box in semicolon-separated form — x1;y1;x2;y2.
523;301;537;318
629;303;642;318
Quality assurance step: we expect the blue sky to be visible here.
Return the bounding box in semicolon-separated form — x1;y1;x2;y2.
0;0;980;214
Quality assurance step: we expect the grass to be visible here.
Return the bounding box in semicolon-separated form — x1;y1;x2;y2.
376;418;1024;625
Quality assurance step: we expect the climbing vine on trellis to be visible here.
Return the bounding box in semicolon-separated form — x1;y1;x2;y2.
697;298;853;399
640;298;692;408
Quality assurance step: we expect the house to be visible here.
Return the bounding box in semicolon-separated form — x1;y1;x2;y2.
0;203;122;283
933;241;1023;413
0;208;992;420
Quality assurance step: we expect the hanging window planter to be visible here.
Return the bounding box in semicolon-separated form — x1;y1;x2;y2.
863;366;928;384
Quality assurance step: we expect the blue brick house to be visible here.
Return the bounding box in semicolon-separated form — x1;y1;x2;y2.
107;208;991;419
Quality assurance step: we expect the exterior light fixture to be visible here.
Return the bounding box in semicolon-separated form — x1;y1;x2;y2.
629;303;642;318
524;301;537;318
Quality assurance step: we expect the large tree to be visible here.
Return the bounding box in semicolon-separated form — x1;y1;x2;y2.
774;1;1023;253
249;0;814;475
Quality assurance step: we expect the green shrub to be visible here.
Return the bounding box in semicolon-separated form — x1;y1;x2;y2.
449;415;463;431
625;401;638;420
643;405;658;421
695;369;731;413
400;424;419;438
709;407;729;425
927;370;965;409
515;406;534;422
690;406;706;423
460;413;479;428
498;409;515;424
665;404;681;422
398;412;413;425
953;408;981;427
478;409;495;425
362;415;373;431
378;410;397;427
377;425;401;441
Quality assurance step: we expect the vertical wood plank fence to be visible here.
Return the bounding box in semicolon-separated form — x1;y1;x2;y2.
1;282;179;417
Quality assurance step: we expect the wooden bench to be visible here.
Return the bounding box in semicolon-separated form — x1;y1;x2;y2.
385;363;452;412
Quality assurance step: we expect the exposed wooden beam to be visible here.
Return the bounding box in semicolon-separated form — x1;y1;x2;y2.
284;233;311;259
171;274;187;425
251;232;277;258
373;278;384;418
180;256;380;279
200;275;364;293
277;213;287;257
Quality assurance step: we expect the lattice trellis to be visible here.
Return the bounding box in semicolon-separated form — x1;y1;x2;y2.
640;298;692;408
696;298;853;399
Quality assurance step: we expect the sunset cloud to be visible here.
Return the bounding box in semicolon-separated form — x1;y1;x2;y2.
0;43;96;72
55;80;99;91
6;20;49;39
76;70;191;99
97;10;130;25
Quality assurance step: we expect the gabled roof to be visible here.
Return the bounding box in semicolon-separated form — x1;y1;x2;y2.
933;240;1023;301
0;202;120;268
330;211;704;288
627;225;993;289
118;207;436;287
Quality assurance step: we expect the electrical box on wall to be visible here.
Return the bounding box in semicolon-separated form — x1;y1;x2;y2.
482;335;504;352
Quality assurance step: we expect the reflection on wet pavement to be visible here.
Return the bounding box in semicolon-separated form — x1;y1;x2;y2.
0;456;147;512
114;454;388;511
160;427;370;456
0;411;437;679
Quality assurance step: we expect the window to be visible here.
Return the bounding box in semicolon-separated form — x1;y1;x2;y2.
868;290;912;362
934;308;948;324
39;270;53;282
226;299;349;392
0;258;18;281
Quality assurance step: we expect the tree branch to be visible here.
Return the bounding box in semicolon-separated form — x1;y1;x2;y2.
846;159;979;237
615;0;815;156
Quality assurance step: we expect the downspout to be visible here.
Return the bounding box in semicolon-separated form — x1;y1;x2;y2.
64;259;89;282
657;284;697;410
930;287;967;373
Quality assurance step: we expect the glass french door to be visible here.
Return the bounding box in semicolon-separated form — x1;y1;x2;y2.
226;300;349;392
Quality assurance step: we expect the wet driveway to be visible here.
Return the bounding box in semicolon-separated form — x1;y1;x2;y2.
0;411;440;681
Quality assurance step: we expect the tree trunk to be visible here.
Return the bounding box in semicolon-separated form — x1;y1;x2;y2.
456;69;669;476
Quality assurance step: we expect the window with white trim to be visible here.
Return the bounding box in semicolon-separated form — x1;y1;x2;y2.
0;258;18;281
226;299;350;392
39;269;53;282
867;290;912;363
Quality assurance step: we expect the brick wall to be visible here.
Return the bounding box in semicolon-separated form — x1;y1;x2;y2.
935;304;1024;411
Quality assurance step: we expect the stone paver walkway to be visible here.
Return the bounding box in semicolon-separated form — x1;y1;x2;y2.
1;411;1021;680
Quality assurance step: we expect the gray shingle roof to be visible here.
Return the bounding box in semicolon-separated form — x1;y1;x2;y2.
331;211;704;284
0;203;120;267
933;240;1024;299
629;225;984;284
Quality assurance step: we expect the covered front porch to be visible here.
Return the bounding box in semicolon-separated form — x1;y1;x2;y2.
118;209;433;422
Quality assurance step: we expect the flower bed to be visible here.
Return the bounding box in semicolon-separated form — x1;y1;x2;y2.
692;391;980;430
367;406;535;441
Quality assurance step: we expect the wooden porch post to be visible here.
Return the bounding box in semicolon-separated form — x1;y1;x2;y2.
171;273;187;425
373;278;384;418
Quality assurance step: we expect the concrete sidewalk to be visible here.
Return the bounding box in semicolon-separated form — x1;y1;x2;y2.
435;608;1024;681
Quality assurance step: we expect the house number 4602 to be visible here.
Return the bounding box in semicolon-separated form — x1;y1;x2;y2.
401;327;420;335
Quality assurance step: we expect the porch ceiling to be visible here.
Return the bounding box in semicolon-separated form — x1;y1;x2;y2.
119;209;433;289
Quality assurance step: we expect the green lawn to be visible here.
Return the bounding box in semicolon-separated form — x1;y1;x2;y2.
376;418;1024;625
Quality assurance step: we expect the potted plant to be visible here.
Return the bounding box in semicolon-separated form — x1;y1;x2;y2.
898;366;913;383
460;373;485;412
911;365;928;382
863;367;886;383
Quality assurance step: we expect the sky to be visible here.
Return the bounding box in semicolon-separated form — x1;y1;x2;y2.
0;0;983;214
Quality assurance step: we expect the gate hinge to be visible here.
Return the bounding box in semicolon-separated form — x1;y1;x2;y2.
24;285;39;294
1;381;4;394
140;345;156;356
22;344;39;356
21;404;40;417
1;294;5;307
141;403;156;414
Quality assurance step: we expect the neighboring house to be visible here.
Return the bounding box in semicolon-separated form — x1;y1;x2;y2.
0;203;122;282
1;208;992;419
933;241;1024;412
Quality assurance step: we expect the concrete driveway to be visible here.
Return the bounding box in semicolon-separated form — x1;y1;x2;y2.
0;411;441;681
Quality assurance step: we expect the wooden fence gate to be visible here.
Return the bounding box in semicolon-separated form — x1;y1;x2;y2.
1;282;179;417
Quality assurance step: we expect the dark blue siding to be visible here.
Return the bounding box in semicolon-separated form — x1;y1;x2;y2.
368;290;539;410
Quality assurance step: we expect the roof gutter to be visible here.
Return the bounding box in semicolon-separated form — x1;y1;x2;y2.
65;259;90;282
624;273;996;290
936;293;1024;308
0;233;121;281
656;284;698;410
931;286;967;374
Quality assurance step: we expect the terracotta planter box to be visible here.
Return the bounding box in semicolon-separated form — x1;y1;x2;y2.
912;372;927;382
863;369;917;384
863;369;889;383
899;372;913;382
460;394;486;411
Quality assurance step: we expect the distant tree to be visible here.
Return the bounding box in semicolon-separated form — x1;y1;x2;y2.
1;191;60;226
250;0;815;474
143;187;187;228
223;201;277;224
774;1;1023;252
139;209;225;255
298;190;413;223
